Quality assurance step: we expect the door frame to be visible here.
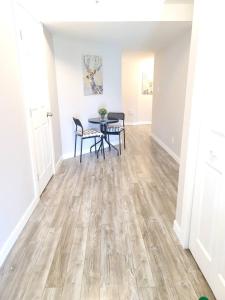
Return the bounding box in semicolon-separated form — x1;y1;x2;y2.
14;2;56;199
174;0;202;249
174;0;223;251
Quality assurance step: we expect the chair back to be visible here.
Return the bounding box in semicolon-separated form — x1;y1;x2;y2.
108;112;125;126
73;117;83;135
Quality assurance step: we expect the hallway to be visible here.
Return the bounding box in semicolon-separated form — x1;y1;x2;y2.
0;126;215;299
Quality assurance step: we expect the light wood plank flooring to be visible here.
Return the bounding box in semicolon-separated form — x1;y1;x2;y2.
0;126;215;300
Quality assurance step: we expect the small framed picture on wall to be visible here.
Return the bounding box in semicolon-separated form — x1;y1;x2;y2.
142;72;153;95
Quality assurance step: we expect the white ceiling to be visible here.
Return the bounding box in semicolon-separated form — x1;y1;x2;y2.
17;0;193;23
46;21;192;51
165;0;193;3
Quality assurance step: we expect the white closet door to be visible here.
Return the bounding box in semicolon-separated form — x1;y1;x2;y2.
190;128;225;300
15;5;54;194
188;0;225;298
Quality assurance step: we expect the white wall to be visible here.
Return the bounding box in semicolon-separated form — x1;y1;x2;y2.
0;0;35;265
152;30;191;161
53;36;122;158
43;28;62;165
122;52;154;125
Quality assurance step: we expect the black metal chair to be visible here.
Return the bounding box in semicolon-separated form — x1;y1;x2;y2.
106;112;125;154
73;117;104;163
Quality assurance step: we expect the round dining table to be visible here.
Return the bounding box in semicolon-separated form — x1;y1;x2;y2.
88;117;119;156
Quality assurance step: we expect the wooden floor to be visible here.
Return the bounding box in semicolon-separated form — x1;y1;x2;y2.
0;126;215;300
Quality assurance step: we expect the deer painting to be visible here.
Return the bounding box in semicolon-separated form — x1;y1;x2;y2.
83;55;103;95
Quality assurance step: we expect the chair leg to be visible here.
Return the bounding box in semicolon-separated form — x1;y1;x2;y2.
108;134;111;150
102;137;105;159
97;140;102;159
74;134;77;157
123;130;126;149
80;138;83;163
119;134;121;155
94;137;97;153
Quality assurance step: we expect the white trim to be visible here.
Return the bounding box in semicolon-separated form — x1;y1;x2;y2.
125;121;152;126
54;156;63;173
173;220;183;243
63;152;76;160
0;196;40;267
63;146;99;160
151;133;180;164
62;141;119;160
175;1;202;250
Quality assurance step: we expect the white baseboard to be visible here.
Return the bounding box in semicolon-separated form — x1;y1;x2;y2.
173;220;188;249
55;156;63;172
63;152;75;160
173;219;182;242
0;196;40;267
62;141;118;160
151;133;180;164
125;121;152;126
62;147;93;160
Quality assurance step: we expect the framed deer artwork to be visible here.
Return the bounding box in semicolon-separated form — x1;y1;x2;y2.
83;55;103;96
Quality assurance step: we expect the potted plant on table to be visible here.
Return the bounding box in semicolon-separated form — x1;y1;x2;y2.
98;107;108;120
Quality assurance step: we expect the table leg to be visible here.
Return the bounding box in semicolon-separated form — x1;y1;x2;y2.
104;136;119;155
102;124;119;156
90;139;101;153
97;139;103;159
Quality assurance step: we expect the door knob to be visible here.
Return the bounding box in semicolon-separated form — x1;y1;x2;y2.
47;112;53;117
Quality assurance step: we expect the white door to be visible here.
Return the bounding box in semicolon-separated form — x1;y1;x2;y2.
189;125;225;300
189;41;225;298
187;1;225;297
15;5;54;194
